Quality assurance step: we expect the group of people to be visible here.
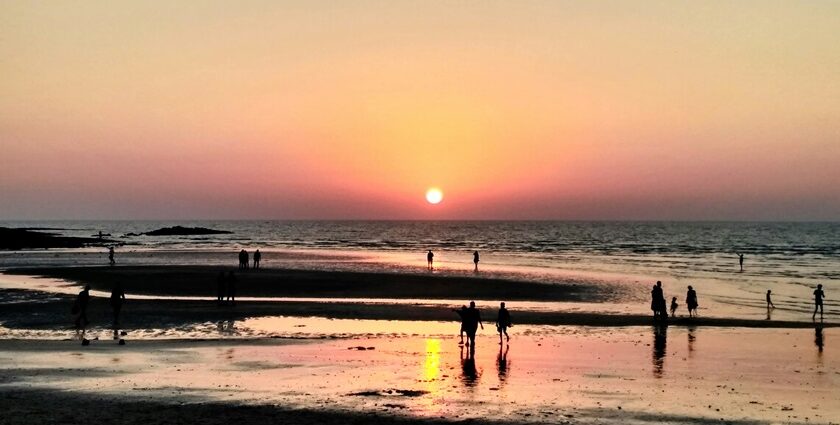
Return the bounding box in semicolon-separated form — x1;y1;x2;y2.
426;250;481;271
72;283;124;329
650;281;698;320
652;280;826;321
238;249;261;269
454;301;512;349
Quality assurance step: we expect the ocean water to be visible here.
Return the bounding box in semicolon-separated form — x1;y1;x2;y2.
1;220;837;320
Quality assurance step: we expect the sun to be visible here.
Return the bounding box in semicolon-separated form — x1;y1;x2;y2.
425;188;443;204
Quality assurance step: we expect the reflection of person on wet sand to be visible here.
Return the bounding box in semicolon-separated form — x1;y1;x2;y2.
110;282;125;327
812;284;825;320
497;345;510;383
226;271;237;305
427;250;434;270
687;325;696;355
218;320;235;333
216;272;225;305
460;345;479;386
652;324;667;378
73;285;91;328
495;302;511;344
463;301;484;349
453;305;467;345
473;251;480;272
815;324;824;353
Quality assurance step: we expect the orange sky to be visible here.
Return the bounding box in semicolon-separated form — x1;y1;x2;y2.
1;1;839;220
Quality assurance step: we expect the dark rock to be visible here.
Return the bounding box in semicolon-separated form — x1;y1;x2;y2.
0;227;116;250
143;226;232;236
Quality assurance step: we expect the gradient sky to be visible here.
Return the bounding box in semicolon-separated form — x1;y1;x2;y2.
2;1;839;220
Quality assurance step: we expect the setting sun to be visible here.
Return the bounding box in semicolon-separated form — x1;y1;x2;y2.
425;188;443;204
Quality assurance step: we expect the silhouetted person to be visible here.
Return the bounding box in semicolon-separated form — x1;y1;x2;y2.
427;250;434;270
495;302;511;344
216;271;226;305
463;301;484;349
651;281;666;320
473;251;480;272
652;324;667;378
226;271;237;305
766;290;775;309
737;253;744;272
253;249;261;269
650;283;659;318
669;297;678;317
73;285;91;328
239;249;249;270
812;284;825;320
108;246;115;266
686;285;698;317
110;282;125;327
453;305;468;345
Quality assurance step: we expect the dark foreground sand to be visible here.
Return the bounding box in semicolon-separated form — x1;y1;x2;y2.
0;389;515;425
6;266;597;301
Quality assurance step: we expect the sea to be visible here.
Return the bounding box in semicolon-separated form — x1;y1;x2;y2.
1;220;837;322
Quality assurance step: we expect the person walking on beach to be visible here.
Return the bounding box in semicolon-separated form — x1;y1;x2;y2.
253;249;261;269
812;284;825;320
110;282;125;327
473;251;480;272
496;302;512;344
73;285;91;328
766;290;775;309
669;297;679;317
216;271;226;305
463;301;484;348
427;250;434;270
686;285;698;318
737;253;744;272
108;246;115;266
454;305;468;345
226;271;237;305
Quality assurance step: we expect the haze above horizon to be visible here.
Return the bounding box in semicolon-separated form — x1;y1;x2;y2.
2;1;839;221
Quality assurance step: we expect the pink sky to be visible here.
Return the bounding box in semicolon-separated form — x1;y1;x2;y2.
1;1;839;220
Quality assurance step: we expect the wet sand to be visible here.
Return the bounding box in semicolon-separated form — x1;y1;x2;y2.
0;264;836;424
0;286;831;333
5;266;598;301
1;329;836;424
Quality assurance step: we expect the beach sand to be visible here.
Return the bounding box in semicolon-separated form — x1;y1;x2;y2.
1;266;836;424
0;266;831;333
5;266;600;301
1;329;836;424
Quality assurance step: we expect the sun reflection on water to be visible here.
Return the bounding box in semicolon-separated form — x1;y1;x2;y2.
423;339;441;382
